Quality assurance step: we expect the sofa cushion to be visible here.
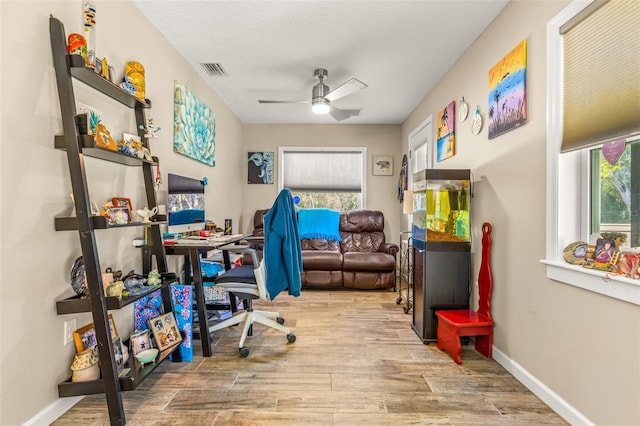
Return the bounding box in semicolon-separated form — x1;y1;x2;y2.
301;239;340;251
302;250;343;270
342;252;395;272
340;210;387;253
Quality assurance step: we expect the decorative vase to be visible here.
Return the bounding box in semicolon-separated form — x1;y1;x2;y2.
71;348;100;382
66;33;88;66
136;206;157;223
124;61;145;101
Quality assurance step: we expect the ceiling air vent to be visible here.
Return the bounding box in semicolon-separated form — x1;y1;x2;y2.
200;62;228;77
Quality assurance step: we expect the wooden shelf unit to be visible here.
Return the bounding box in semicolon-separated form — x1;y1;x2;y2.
50;16;176;425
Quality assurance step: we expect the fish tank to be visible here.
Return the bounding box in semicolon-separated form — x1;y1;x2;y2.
412;169;471;244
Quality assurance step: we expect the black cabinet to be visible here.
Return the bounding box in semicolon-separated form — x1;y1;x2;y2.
412;242;470;342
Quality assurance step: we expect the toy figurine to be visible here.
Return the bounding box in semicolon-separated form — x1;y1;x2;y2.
139;118;161;139
147;269;162;286
106;280;124;298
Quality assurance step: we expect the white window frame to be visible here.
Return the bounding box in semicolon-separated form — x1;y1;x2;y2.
543;0;640;306
278;146;367;208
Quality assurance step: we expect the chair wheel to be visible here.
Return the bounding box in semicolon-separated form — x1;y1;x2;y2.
287;332;296;343
239;347;250;358
277;316;285;325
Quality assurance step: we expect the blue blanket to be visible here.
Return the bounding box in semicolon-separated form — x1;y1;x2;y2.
297;208;342;241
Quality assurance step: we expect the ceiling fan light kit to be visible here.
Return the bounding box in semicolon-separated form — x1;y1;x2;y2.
258;67;368;121
312;101;330;115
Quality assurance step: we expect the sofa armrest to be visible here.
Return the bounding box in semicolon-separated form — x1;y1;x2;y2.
379;242;400;257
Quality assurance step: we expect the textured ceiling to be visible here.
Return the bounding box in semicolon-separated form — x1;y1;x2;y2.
133;0;509;124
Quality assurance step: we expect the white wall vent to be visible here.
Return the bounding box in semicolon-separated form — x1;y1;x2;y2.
200;62;228;77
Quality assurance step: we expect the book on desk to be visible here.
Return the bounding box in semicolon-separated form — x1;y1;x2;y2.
163;234;246;246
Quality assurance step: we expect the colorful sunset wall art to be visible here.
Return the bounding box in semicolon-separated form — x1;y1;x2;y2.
436;100;455;162
488;40;527;139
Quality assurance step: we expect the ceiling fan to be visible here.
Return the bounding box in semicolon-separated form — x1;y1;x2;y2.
258;68;368;121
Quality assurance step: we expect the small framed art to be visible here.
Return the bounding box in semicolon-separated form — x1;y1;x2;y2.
148;312;183;351
73;314;118;353
112;336;126;376
373;156;393;176
107;207;130;225
112;197;132;217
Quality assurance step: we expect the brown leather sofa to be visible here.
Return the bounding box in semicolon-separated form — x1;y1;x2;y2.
249;209;398;290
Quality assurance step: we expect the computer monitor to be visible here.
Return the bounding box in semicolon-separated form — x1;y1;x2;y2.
167;173;205;234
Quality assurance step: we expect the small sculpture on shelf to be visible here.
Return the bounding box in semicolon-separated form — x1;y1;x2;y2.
124;61;145;101
119;79;136;95
147;269;162;286
136;206;157;223
106;280;124;298
139;118;161;139
66;33;88;66
70;256;88;298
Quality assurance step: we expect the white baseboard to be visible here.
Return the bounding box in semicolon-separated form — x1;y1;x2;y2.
23;396;83;426
492;346;594;426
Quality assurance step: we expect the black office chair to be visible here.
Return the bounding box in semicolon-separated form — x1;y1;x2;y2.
209;189;301;357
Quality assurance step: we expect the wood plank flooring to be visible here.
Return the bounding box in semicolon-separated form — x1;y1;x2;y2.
53;290;567;425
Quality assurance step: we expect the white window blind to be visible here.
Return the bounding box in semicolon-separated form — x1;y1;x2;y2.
560;0;640;153
282;150;363;192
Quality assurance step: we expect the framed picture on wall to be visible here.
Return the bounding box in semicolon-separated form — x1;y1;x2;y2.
247;152;274;184
372;155;393;176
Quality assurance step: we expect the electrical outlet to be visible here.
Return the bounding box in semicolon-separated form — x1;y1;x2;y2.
64;318;77;346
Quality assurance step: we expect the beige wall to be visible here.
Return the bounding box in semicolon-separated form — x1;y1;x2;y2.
242;124;402;243
402;1;639;424
0;1;243;424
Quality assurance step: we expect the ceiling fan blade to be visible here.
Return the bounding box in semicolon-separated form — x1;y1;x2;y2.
258;100;310;104
329;106;360;121
324;78;367;102
339;109;361;117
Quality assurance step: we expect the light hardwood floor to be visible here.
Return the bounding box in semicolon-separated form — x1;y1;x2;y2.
54;290;567;425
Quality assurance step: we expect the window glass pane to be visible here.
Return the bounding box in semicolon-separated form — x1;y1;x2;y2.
295;192;361;212
590;137;640;246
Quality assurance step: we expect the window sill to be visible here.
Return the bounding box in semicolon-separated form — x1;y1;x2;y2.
541;260;640;306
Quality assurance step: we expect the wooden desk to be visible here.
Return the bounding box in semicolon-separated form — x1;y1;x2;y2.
163;235;247;357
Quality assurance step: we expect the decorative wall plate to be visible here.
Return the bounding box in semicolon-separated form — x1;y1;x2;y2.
458;97;469;121
472;106;483;135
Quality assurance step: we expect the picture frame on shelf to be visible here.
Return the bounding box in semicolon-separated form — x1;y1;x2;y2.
372;155;393;176
148;311;183;351
111;197;132;222
73;314;118;353
107;206;130;225
112;336;125;376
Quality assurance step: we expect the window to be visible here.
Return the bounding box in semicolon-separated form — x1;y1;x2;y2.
545;0;640;306
590;137;640;246
279;147;366;211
